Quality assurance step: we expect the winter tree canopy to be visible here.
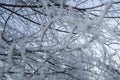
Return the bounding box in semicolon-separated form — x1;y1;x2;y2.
0;0;120;80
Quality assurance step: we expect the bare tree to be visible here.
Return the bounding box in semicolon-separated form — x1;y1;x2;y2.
0;0;120;80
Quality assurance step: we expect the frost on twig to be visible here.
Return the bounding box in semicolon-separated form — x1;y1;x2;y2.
5;41;15;72
18;38;27;80
96;1;113;24
0;0;120;80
